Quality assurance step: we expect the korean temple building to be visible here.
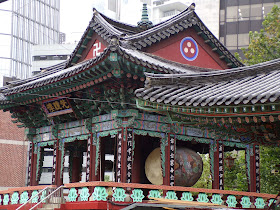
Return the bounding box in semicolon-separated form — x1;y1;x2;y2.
0;3;279;210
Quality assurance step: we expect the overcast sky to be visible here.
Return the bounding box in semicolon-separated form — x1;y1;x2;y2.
60;0;145;43
60;0;95;43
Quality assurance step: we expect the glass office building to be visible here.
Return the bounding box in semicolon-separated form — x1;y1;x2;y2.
0;0;60;83
10;0;60;79
219;0;280;57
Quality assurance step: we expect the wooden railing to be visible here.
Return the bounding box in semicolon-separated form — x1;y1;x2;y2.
0;182;279;209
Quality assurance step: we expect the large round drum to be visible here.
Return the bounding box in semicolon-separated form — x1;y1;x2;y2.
145;147;203;187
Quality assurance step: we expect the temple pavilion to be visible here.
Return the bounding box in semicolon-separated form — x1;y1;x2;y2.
0;3;278;210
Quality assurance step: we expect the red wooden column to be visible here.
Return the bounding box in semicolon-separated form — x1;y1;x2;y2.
115;127;133;183
211;140;224;189
121;128;127;182
91;133;101;181
255;146;260;193
52;138;63;186
86;133;93;181
30;143;38;186
116;129;124;182
125;128;133;183
163;133;175;186
90;142;98;181
56;145;63;186
246;145;260;192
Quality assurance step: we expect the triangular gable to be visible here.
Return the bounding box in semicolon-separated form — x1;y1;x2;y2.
125;5;243;69
65;6;243;70
84;39;106;61
145;28;228;70
65;10;139;68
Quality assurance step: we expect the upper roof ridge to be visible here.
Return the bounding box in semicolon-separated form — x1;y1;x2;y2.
124;5;195;41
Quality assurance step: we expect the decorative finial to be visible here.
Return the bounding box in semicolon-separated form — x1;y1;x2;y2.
137;3;153;30
188;3;195;11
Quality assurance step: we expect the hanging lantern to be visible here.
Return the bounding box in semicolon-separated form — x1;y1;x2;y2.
225;156;236;170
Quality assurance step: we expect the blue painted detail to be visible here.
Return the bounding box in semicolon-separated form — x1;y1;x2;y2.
180;37;199;61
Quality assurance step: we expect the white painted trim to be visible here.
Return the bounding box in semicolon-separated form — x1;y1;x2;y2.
0;139;28;146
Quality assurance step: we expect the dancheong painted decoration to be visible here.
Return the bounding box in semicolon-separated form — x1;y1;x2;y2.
0;2;279;210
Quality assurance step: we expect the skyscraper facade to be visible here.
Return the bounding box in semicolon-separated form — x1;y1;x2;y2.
152;0;220;38
0;0;60;84
219;0;280;57
10;0;61;79
0;0;61;189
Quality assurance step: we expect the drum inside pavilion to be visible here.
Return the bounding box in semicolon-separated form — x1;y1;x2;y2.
0;3;266;193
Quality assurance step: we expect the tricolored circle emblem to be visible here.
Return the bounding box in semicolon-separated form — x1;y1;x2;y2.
180;37;199;61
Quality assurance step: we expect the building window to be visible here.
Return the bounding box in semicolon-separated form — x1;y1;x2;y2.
220;9;225;22
238;5;250;21
238;21;250;34
226;34;237;47
250;4;262;20
238;33;249;47
33;55;68;61
220;37;224;45
33;56;47;61
163;10;179;17
263;3;275;17
226;6;238;22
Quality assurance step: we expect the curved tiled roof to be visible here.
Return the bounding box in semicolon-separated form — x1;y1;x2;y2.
67;5;243;68
0;48;110;96
0;45;217;98
0;4;244;101
0;61;68;90
135;58;280;107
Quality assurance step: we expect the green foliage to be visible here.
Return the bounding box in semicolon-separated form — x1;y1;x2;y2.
192;147;280;194
260;146;280;194
193;154;212;189
235;5;280;194
224;151;247;191
236;5;280;65
104;175;110;182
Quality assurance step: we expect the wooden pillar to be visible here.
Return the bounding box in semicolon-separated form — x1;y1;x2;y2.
90;142;98;181
255;146;260;193
246;145;260;192
116;129;123;182
56;140;63;186
126;128;133;183
30;143;38;186
114;127;133;183
211;140;224;189
116;128;130;183
169;134;175;186
86;134;92;182
163;133;175;186
92;133;101;181
52;139;63;186
27;142;32;186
